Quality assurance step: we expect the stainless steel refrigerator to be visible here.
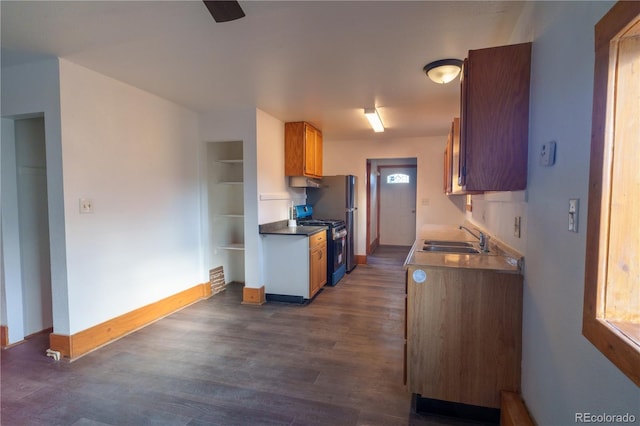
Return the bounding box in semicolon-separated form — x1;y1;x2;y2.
307;175;357;272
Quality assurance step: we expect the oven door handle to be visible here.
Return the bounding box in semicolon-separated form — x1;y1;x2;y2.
334;229;348;239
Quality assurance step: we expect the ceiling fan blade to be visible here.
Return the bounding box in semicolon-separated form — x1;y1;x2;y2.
203;1;245;23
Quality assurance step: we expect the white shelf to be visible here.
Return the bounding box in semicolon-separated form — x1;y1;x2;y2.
218;243;245;251
216;159;243;164
208;140;244;283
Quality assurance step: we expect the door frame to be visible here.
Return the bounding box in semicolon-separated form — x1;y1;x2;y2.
366;162;417;254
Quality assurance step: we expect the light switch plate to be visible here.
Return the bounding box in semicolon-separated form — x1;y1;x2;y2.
540;141;556;166
568;198;579;232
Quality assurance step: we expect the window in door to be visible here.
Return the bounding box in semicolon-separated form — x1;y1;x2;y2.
386;173;410;184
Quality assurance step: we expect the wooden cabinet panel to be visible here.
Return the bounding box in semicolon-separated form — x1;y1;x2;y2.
315;131;323;177
304;125;316;176
444;133;452;194
309;231;327;298
309;240;327;298
457;43;531;193
406;266;523;408
285;121;323;178
444;118;464;194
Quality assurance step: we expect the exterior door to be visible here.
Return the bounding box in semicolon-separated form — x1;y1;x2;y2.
379;166;417;246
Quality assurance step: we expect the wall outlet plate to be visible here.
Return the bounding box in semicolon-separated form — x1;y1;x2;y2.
540;141;556;166
79;198;94;214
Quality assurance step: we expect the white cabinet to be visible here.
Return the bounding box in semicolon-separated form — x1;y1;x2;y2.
262;230;327;302
207;141;244;283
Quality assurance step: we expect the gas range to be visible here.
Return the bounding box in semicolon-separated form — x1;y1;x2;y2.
297;218;345;228
294;205;347;286
294;205;345;230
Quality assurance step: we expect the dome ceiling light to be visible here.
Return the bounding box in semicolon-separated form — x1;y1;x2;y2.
423;59;464;84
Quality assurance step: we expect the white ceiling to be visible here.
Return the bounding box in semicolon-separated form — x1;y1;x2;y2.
1;1;527;140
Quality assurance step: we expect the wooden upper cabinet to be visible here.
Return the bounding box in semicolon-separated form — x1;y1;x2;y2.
314;130;323;178
444;117;466;194
285;121;323;178
444;141;452;194
459;42;532;192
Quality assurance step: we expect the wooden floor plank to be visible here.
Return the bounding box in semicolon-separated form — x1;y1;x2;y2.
1;246;480;425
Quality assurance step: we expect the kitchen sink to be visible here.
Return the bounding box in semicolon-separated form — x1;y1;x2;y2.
420;245;480;254
424;240;474;247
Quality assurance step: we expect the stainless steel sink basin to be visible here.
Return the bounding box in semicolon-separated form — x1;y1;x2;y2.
420;245;480;254
424;240;474;247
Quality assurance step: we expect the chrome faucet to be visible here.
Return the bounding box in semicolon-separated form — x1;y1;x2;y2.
459;225;480;240
479;232;490;252
459;225;490;252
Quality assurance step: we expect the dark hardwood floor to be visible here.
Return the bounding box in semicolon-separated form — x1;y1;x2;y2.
1;246;481;425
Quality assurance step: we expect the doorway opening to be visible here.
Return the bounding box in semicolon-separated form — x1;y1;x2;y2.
366;158;417;255
1;116;53;346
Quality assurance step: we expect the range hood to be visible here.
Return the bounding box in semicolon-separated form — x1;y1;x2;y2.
289;176;322;188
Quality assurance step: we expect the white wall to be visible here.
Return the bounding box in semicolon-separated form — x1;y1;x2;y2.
473;2;639;423
1;118;25;342
324;136;466;255
1;58;69;338
256;109;305;224
58;59;202;334
467;191;527;254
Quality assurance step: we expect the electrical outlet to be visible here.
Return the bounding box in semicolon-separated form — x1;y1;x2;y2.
79;198;94;214
514;216;521;238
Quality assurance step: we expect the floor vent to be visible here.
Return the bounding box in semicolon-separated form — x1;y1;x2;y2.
209;266;227;295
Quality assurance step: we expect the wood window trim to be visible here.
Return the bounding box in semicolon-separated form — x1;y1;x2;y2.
583;1;640;387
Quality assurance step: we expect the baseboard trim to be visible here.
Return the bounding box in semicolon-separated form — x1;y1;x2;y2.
50;282;212;360
0;325;8;348
356;255;367;265
500;391;535;426
413;395;500;424
370;237;380;254
242;286;265;305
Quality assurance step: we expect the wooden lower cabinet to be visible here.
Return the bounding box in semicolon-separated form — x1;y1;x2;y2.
405;265;523;409
309;231;327;298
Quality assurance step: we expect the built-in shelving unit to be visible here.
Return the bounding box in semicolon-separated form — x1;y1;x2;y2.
207;141;245;282
218;243;245;251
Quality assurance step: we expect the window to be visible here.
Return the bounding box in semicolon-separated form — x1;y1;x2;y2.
583;1;640;387
386;173;410;184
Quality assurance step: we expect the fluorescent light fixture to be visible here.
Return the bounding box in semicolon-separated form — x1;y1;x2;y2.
423;59;463;84
364;108;385;132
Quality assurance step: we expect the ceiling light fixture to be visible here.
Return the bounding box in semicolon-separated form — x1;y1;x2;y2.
423;59;463;84
364;108;385;132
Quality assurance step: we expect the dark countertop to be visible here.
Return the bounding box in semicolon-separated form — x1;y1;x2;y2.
259;220;327;236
